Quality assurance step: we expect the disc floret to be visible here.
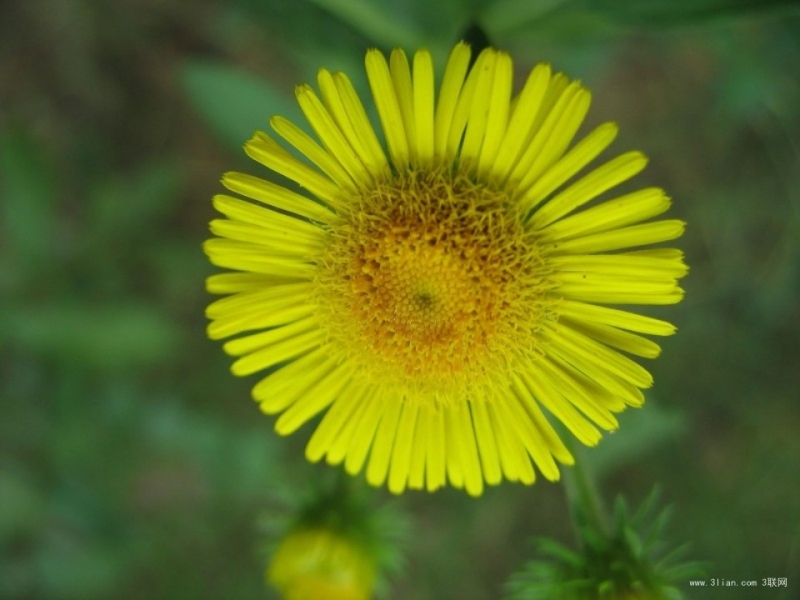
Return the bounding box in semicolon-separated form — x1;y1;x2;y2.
316;166;554;402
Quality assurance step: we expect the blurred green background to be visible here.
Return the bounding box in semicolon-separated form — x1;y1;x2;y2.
2;0;799;598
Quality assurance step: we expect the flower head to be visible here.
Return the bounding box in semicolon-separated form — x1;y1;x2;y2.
204;43;687;496
267;528;376;600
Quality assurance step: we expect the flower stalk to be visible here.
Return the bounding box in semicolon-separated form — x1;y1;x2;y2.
563;441;609;539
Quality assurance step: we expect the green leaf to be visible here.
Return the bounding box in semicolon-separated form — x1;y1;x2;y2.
494;0;799;44
590;0;800;27
305;0;423;48
623;525;643;559
180;61;303;151
481;0;571;37
496;4;624;42
660;585;684;600
537;538;583;567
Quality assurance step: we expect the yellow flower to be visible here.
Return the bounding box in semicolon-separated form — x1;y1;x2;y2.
267;528;376;600
204;43;687;496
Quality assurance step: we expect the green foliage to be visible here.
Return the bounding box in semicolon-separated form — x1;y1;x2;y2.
506;489;706;600
585;0;800;26
3;1;800;599
180;61;304;152
485;0;800;40
305;0;424;48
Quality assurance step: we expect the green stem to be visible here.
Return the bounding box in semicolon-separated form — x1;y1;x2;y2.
562;440;609;541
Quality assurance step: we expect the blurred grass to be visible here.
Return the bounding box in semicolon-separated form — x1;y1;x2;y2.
2;1;799;599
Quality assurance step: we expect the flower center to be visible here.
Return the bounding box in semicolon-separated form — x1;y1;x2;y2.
316;168;551;400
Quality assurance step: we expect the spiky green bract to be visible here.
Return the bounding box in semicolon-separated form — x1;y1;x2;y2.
505;488;705;600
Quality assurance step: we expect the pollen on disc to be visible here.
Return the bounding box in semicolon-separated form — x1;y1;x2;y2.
315;167;552;402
